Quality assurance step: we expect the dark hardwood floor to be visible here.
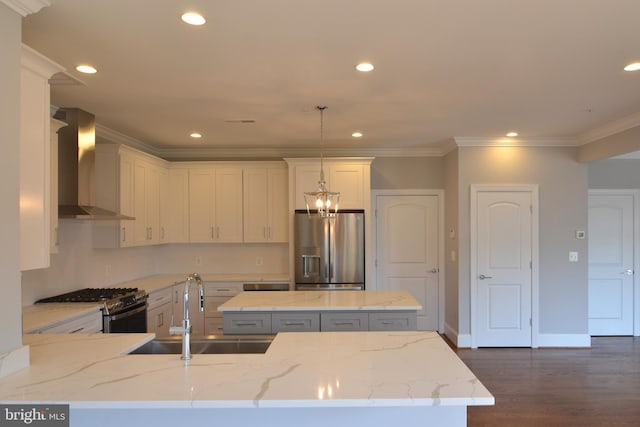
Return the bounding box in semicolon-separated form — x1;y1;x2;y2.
454;337;640;427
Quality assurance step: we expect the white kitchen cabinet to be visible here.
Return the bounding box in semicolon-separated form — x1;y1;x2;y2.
147;286;173;338
19;45;65;271
243;164;288;243
49;118;66;254
133;158;163;245
34;310;103;334
172;282;205;336
188;166;243;243
285;158;373;211
94;144;136;248
203;282;242;335
166;167;190;243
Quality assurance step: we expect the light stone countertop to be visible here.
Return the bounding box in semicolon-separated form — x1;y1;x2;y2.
1;331;493;409
22;274;291;332
219;290;422;312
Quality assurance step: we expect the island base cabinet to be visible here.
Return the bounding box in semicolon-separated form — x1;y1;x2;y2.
369;311;417;331
272;312;320;333
223;312;272;334
321;312;369;331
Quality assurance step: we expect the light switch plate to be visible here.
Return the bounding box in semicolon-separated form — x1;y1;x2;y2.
569;252;579;262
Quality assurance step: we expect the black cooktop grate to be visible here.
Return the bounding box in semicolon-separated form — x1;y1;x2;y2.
35;288;139;303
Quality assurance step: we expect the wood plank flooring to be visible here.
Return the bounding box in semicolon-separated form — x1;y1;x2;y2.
454;337;640;427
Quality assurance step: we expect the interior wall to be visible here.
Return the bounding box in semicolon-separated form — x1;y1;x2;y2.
21;220;289;305
443;149;459;336
371;157;444;189
0;3;23;354
588;158;640;188
457;146;589;337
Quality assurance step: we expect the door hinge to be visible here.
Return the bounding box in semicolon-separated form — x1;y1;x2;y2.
374;259;378;268
530;205;533;213
529;318;532;326
530;260;532;269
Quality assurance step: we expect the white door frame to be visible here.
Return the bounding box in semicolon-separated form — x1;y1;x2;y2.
371;189;445;333
588;189;640;337
470;184;540;348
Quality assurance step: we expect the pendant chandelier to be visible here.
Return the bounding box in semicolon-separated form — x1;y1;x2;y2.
304;106;340;217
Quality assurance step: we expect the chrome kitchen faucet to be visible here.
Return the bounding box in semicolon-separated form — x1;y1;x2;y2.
169;273;205;360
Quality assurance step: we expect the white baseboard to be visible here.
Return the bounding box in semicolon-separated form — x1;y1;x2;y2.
443;322;472;348
537;333;591;348
0;344;29;378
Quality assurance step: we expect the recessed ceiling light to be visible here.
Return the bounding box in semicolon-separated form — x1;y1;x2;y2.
75;64;97;74
352;132;363;138
505;132;518;137
623;62;640;72
356;62;374;72
190;132;203;139
181;12;206;26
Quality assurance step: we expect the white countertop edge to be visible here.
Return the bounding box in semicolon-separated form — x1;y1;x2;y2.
218;305;421;312
53;396;494;410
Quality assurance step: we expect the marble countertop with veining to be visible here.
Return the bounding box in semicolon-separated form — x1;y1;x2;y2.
0;331;492;409
219;290;422;312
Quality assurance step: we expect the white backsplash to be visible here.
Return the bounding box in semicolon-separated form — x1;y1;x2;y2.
21;220;289;306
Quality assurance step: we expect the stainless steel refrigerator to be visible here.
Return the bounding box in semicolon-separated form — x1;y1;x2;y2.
294;209;365;290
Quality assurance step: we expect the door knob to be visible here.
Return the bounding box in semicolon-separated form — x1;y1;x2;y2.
620;269;634;276
478;274;493;280
429;268;438;274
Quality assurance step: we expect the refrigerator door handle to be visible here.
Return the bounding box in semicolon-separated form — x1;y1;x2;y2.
302;254;321;278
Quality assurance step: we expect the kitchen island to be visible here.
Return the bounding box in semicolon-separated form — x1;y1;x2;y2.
1;331;493;426
219;289;422;333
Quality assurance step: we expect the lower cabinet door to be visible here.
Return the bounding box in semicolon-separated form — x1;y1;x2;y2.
205;317;224;335
223;312;272;334
272;312;320;333
321;312;369;331
147;302;172;337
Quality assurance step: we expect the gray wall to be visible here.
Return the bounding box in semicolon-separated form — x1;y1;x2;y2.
588;158;640;188
371;157;444;189
0;4;23;354
456;146;589;337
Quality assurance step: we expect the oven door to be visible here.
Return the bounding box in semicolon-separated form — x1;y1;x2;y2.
103;301;148;333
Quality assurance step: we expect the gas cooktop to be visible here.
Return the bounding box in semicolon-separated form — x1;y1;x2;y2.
35;288;148;314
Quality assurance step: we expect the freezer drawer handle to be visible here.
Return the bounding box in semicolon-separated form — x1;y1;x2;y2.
302;254;321;278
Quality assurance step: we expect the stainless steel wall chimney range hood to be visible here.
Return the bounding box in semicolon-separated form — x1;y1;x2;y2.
53;107;134;220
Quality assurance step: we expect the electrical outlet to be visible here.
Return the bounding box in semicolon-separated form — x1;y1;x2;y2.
256;257;263;266
569;252;578;262
195;256;202;266
105;264;111;277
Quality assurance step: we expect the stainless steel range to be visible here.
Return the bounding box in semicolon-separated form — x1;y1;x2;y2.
36;288;148;333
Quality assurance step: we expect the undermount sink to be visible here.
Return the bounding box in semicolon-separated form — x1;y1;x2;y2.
128;335;274;355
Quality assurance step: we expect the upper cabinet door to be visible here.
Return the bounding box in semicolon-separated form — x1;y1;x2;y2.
188;168;216;242
19;46;64;271
214;168;243;242
329;163;365;210
243;166;288;243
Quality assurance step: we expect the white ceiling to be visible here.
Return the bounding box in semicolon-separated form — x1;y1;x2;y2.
21;0;640;157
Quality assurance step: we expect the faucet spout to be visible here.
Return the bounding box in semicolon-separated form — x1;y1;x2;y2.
169;273;205;360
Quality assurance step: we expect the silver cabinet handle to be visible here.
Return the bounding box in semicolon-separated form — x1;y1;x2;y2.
478;274;493;280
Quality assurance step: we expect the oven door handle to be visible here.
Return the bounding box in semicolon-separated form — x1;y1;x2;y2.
104;302;147;321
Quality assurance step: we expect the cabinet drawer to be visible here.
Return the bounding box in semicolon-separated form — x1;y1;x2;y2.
369;311;417;331
147;286;173;310
272;312;320;332
204;296;228;318
321;312;368;331
224;312;271;334
204;282;242;297
39;311;103;334
205;317;224;335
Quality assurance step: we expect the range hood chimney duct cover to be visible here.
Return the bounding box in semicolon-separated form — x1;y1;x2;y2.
53;107;134;220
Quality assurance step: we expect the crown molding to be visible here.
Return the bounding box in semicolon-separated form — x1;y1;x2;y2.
1;0;49;16
453;136;578;147
95;124;161;157
577;111;640;145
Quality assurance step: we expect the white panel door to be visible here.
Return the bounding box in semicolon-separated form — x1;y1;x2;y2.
377;195;439;330
475;191;532;347
588;193;634;336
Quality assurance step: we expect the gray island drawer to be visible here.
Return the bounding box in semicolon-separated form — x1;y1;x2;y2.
223;312;271;334
369;311;417;331
272;312;320;332
321;312;369;331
